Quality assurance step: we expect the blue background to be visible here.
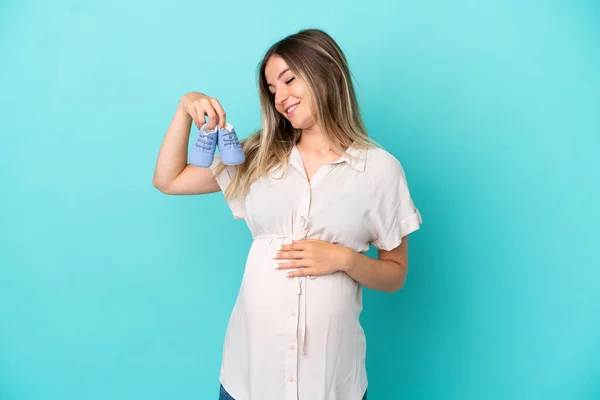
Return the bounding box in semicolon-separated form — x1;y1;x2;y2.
1;0;599;399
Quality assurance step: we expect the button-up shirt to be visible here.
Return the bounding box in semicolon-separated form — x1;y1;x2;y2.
210;144;422;400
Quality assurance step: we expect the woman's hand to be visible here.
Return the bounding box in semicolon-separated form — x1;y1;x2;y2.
179;91;227;131
273;239;355;278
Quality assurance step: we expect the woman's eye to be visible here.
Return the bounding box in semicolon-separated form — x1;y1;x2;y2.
269;77;294;95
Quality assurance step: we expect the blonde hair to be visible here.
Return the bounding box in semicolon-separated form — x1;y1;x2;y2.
215;28;377;200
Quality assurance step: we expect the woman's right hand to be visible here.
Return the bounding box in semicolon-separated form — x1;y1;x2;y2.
152;92;224;195
179;91;227;131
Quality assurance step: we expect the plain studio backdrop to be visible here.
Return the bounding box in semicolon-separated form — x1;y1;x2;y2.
1;1;598;399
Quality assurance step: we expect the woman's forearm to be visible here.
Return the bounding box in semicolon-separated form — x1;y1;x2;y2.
342;250;407;293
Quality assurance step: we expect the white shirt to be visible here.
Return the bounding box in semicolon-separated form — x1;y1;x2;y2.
210;144;422;400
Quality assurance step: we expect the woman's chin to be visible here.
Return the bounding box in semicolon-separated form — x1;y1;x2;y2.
290;119;313;130
281;113;313;130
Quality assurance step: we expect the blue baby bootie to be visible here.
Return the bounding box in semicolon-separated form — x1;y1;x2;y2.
218;123;245;165
189;123;218;168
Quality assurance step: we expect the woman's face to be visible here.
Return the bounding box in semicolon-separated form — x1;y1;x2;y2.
265;55;316;130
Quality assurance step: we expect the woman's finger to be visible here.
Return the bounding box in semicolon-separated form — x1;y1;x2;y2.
192;103;206;130
210;98;227;129
276;261;305;270
279;240;309;252
203;99;218;130
287;268;317;278
274;251;305;260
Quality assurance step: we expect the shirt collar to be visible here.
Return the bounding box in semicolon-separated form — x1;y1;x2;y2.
334;145;367;173
291;144;367;173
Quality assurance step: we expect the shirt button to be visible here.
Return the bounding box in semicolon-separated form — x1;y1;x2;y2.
300;216;309;230
288;377;295;383
290;311;296;316
289;344;295;350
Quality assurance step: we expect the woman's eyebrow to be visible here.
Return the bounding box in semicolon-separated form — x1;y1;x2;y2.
267;69;290;87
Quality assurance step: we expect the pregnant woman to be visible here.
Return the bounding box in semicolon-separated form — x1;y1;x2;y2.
152;28;422;400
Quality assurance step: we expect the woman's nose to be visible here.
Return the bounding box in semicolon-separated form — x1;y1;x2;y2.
275;87;288;105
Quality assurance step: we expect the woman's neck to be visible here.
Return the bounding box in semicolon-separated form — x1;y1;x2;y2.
298;125;335;155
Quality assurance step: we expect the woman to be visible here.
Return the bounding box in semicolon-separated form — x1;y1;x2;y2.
153;28;422;400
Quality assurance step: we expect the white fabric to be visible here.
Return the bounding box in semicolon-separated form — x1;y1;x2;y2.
210;145;422;400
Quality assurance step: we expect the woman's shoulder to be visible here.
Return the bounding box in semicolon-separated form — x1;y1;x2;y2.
364;145;405;175
358;145;414;197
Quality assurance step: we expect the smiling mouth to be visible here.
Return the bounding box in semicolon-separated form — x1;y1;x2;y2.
286;103;299;115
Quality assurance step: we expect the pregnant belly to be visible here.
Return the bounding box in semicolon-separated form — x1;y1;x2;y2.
237;237;361;323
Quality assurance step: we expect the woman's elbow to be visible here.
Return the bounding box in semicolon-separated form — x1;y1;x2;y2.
152;177;171;194
387;264;408;293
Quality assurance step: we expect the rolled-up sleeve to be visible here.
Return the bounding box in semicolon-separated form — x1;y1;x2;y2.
369;156;422;251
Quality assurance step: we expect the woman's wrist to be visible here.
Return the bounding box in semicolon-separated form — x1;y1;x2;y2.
340;247;358;273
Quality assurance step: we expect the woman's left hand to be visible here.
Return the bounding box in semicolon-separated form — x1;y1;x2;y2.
273;239;355;278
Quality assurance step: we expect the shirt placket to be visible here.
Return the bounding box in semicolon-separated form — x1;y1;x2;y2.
285;153;313;400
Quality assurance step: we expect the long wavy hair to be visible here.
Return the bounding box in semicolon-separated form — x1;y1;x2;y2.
215;28;377;200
